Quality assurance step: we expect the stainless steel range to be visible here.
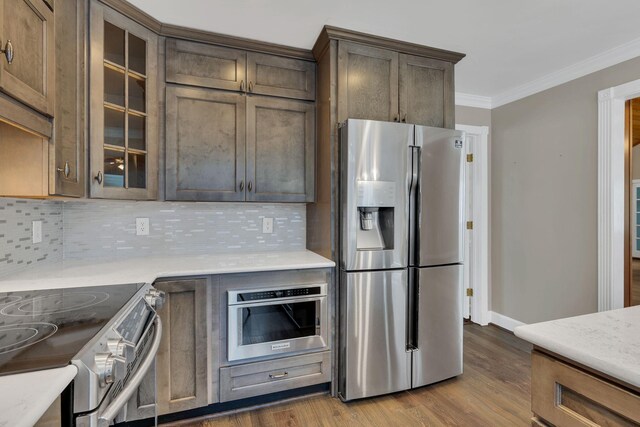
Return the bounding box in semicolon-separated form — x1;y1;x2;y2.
0;283;164;426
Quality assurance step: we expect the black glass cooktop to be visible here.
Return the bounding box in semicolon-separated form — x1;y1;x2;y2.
0;284;143;376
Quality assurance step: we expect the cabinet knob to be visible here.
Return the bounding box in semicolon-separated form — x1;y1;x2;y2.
402;114;407;123
248;181;252;192
240;80;245;91
393;115;399;122
94;171;103;185
239;180;244;191
1;40;13;65
57;161;71;178
248;81;253;93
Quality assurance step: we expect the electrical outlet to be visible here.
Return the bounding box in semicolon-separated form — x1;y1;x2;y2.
32;221;42;244
136;218;149;236
262;217;274;234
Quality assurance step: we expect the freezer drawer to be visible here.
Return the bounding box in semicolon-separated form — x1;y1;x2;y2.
340;269;411;400
412;126;465;266
411;265;463;388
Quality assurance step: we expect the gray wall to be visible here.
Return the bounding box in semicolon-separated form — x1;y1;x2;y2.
0;198;63;277
456;105;491;128
491;56;640;324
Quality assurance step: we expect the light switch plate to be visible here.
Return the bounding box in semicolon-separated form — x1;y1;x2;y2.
32;220;42;244
136;217;149;236
262;217;274;234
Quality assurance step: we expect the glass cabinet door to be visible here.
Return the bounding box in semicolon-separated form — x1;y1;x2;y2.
90;3;157;199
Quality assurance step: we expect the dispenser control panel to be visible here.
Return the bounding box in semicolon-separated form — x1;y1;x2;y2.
356;181;396;207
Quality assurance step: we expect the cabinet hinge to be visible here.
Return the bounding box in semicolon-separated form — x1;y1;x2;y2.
466;221;473;230
466;288;474;297
467;153;474;163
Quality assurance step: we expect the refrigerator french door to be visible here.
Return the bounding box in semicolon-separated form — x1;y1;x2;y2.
339;119;464;401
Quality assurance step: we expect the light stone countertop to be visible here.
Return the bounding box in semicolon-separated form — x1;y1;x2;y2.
0;250;334;424
514;306;640;388
0;365;77;427
0;250;335;292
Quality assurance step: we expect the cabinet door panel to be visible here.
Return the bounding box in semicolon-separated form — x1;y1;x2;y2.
166;86;246;201
337;42;398;122
50;0;84;197
166;39;246;92
399;54;454;128
0;0;55;115
246;96;314;202
155;279;209;415
247;52;315;100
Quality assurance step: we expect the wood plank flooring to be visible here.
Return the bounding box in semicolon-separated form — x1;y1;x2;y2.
632;259;640;306
167;324;533;427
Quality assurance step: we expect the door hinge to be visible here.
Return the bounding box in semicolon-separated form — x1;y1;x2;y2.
466;221;473;230
466;288;474;297
467;153;474;162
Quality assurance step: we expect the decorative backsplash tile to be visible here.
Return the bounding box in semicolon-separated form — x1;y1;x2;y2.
63;200;306;260
0;198;63;277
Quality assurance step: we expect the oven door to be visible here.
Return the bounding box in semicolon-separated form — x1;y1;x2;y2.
228;296;328;362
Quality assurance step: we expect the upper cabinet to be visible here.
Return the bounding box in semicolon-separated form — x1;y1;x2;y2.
166;39;315;101
337;40;455;128
0;0;55;116
89;1;158;200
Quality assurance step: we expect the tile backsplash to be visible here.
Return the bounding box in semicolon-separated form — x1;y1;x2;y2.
0;198;63;277
63;200;306;260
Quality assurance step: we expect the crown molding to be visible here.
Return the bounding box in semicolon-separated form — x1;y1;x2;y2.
455;92;492;109
491;36;640;108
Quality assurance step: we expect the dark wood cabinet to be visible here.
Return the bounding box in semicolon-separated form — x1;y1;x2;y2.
50;0;85;197
0;0;55;116
337;42;398;122
247;52;315;100
154;279;211;415
165;85;246;202
166;86;315;203
399;54;454;128
246;96;315;202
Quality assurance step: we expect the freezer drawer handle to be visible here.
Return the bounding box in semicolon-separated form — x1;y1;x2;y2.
269;371;289;380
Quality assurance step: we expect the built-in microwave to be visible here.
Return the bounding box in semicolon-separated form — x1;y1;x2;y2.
227;283;328;361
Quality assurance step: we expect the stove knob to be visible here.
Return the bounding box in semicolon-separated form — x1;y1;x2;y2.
107;338;136;363
145;289;166;310
95;353;126;386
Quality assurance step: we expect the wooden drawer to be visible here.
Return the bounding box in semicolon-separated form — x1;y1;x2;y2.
532;351;640;426
220;351;331;402
247;52;315;100
166;38;246;92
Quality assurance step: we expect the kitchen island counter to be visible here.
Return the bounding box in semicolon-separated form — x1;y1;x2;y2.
0;250;335;292
514;306;640;389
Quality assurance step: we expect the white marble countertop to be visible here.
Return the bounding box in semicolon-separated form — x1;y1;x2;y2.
0;250;334;424
0;365;77;427
0;250;335;292
514;306;640;388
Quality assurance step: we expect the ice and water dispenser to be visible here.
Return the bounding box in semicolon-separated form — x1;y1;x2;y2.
356;181;395;250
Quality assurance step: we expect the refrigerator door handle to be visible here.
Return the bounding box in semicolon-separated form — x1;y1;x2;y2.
408;146;420;266
407;267;418;352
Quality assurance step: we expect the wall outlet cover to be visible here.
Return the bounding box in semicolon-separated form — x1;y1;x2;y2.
262;217;274;234
136;217;150;236
32;220;42;244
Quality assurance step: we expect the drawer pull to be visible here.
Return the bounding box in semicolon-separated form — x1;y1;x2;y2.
268;371;288;380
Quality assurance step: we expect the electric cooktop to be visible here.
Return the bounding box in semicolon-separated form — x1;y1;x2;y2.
0;284;143;376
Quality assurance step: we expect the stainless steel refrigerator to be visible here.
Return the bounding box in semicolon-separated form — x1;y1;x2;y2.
338;119;465;401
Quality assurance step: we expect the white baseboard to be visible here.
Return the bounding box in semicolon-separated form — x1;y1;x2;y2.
489;311;525;332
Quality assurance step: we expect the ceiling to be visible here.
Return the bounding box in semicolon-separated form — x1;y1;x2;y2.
127;0;640;105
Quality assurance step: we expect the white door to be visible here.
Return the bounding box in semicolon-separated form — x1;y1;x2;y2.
463;136;474;320
633;180;640;258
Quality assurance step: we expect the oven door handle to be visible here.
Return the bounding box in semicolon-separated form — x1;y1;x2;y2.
97;316;163;427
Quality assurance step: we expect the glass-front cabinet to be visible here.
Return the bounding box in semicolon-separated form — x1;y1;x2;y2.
89;2;158;199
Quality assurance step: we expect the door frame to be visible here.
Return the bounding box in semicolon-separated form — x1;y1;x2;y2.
456;124;490;325
597;78;640;311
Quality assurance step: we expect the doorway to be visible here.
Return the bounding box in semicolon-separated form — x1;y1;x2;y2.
627;97;640;306
456;124;490;325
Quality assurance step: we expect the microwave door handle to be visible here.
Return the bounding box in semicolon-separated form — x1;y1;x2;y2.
97;317;163;427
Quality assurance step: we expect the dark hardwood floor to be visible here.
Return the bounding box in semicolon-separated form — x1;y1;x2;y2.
170;324;533;426
632;259;640;306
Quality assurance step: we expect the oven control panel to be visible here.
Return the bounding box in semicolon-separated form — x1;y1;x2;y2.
233;286;322;303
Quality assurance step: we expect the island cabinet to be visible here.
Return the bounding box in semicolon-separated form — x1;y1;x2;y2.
153;278;215;415
0;0;55;116
165;87;315;203
531;350;640;426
